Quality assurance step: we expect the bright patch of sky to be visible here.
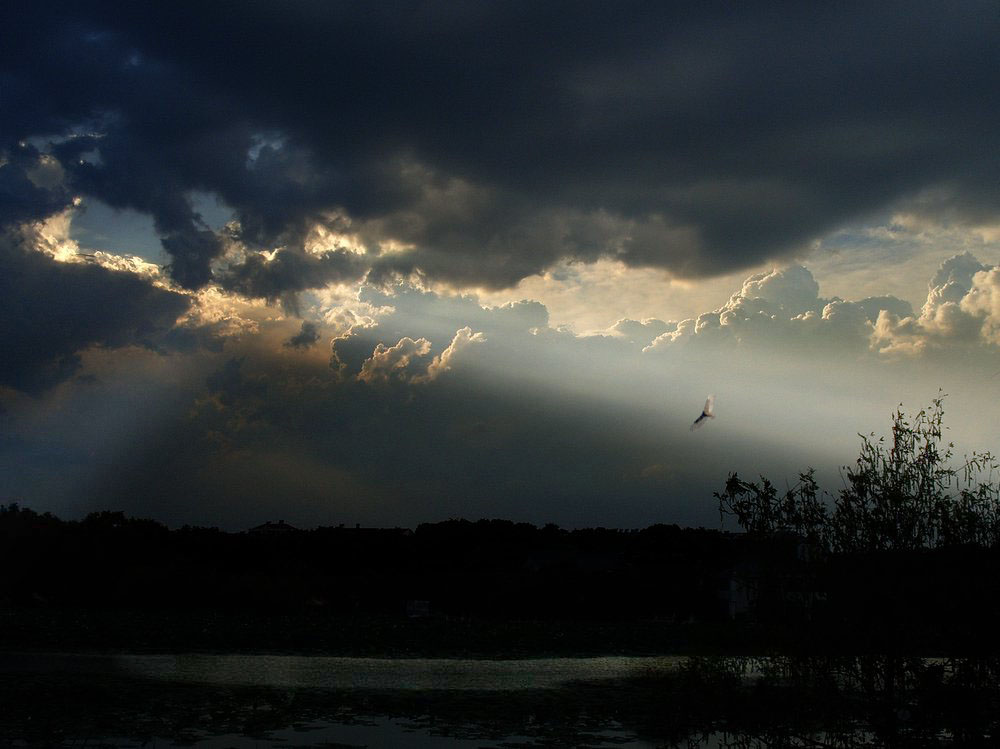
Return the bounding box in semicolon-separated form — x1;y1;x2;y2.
69;191;235;266
69;200;165;262
808;212;1000;309
473;259;759;334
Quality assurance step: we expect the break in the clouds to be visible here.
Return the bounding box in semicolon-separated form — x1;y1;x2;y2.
3;1;1000;294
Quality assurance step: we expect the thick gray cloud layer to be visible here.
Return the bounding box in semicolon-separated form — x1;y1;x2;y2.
0;226;191;395
3;1;999;292
284;321;321;350
217;248;367;311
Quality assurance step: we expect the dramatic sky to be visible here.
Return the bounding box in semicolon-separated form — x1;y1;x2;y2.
2;1;1000;530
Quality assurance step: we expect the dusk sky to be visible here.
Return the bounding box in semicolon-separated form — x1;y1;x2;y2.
2;1;1000;530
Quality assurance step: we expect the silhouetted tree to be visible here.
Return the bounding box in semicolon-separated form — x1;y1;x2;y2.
716;470;828;546
717;395;1000;553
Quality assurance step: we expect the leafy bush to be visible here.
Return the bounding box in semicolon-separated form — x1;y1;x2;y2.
717;395;1000;552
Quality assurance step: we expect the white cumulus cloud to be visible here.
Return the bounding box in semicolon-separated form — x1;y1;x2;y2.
419;326;487;382
357;337;432;384
643;259;999;359
962;268;1000;345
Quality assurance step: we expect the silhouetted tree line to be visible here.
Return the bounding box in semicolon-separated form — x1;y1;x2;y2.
0;506;735;624
718;396;1000;551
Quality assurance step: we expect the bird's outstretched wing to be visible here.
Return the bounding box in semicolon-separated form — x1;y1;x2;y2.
690;395;716;431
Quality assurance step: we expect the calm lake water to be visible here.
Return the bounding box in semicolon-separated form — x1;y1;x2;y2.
1;653;682;748
3;651;683;690
8;652;964;746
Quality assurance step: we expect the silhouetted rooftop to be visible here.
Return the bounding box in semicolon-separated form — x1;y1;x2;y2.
247;520;298;535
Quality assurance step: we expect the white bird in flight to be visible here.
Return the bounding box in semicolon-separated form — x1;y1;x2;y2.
690;395;715;430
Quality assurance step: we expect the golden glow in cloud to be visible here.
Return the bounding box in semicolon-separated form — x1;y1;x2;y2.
472;258;773;334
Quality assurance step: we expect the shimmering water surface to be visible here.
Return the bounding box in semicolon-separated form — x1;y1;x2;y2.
1;653;680;748
7;652;964;746
125;652;684;690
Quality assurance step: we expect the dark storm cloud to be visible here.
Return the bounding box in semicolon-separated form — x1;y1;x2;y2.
50;130;227;288
284;321;321;350
0;105;213;396
0;227;191;395
3;1;1000;291
0;144;72;226
217;248;367;311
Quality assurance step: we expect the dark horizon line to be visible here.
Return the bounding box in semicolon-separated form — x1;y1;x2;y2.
1;502;731;536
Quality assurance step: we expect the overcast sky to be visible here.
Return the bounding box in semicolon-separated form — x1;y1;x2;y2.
2;1;1000;529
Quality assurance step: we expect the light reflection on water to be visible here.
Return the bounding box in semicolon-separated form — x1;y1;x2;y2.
1;653;676;748
4;652;989;746
112;653;685;690
79;722;659;749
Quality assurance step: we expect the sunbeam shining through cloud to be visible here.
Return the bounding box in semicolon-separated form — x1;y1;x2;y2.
2;1;1000;530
